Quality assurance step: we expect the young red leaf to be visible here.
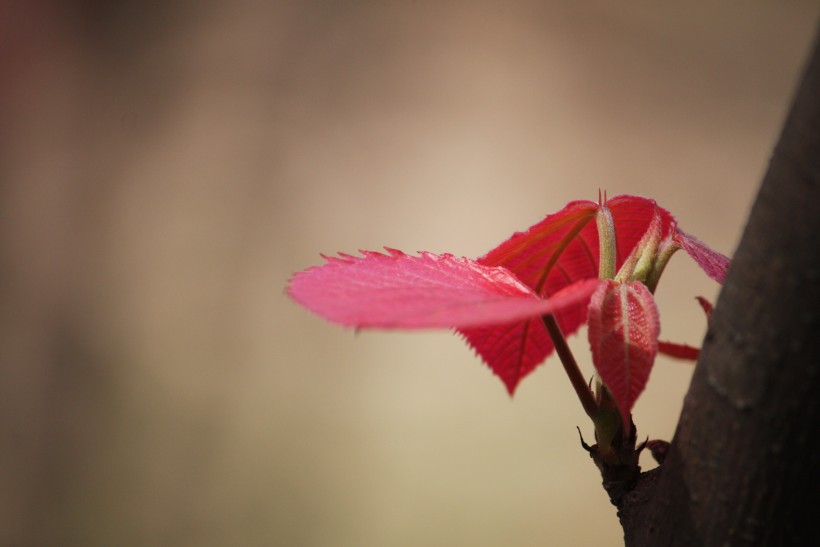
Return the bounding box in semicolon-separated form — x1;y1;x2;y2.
479;200;600;295
675;229;730;284
287;249;599;329
287;194;730;398
696;295;714;320
462;196;671;394
479;195;676;299
656;296;716;362
459;318;554;395
460;297;595;394
605;196;676;272
616;207;664;283
588;280;660;428
658;341;700;360
457;201;599;393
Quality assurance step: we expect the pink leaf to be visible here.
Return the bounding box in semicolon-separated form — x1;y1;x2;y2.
287;249;599;329
675;229;731;284
588;280;660;428
658;341;700;361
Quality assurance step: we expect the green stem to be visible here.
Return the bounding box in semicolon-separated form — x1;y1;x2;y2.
596;203;616;280
645;238;681;294
541;314;598;418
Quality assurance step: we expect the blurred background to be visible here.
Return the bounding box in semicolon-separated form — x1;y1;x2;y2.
1;1;817;545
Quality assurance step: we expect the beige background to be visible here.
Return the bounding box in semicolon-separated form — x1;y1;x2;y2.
1;1;818;545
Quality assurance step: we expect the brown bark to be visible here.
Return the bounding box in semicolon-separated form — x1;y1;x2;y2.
600;27;820;546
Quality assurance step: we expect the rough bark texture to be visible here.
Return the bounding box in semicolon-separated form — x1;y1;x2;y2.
611;29;820;546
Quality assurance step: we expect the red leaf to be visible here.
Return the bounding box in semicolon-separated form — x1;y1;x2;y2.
463;196;672;393
459;318;553;395
479;200;600;296
459;200;599;392
479;195;676;298
606;196;676;273
675;229;730;284
462;294;598;394
287;249;599;329
459;279;601;394
617;206;664;281
658;341;700;360
656;296;716;362
588;280;660;427
288;194;729;397
696;296;714;320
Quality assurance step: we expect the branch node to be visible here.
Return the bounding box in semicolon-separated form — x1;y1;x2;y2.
646;439;670;465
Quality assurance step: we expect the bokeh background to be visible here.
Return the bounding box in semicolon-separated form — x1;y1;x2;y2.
1;1;817;545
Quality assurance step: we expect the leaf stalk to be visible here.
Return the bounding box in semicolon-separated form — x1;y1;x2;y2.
541;314;598;418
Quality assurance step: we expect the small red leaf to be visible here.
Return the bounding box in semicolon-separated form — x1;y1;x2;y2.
458;287;593;395
605;196;676;271
617;207;664;281
462;200;599;393
459;318;552;395
696;296;714;320
460;279;601;394
588;280;660;427
287;249;599;329
658;341;700;360
480;196;677;297
675;229;730;284
656;296;715;362
479;199;600;295
467;195;675;395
